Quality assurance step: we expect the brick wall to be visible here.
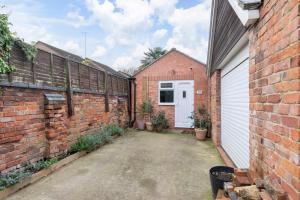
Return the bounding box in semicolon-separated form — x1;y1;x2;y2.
209;0;300;199
209;70;221;146
248;0;300;199
134;50;207;128
0;87;128;172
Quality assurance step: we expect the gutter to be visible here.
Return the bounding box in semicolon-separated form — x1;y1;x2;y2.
228;0;261;26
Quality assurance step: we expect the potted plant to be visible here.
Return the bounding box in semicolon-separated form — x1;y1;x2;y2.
151;111;168;132
190;105;211;140
141;99;154;131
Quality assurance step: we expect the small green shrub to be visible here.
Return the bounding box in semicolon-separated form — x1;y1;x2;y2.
23;158;58;173
141;99;153;114
69;124;123;153
102;124;123;136
151;111;168;132
0;170;31;190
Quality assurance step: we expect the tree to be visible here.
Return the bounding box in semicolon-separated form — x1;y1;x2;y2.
119;67;137;76
140;47;166;69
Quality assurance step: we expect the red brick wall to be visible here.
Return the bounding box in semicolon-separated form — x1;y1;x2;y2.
0;87;128;172
248;0;300;199
209;70;221;146
133;50;207;128
209;0;300;199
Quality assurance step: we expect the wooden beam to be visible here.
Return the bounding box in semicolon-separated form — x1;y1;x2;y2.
66;58;74;116
50;53;54;85
104;72;109;112
31;58;36;84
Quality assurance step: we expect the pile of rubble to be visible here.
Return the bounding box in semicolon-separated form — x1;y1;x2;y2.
216;169;288;200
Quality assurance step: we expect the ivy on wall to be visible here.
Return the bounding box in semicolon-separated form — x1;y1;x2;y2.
0;11;37;74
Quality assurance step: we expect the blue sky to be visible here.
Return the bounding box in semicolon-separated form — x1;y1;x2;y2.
1;0;211;70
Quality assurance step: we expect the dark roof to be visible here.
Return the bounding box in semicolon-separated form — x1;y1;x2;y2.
36;41;127;79
133;48;206;77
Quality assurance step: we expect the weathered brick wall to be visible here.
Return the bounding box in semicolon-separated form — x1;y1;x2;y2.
134;50;207;128
0;87;128;172
248;0;300;199
209;70;221;146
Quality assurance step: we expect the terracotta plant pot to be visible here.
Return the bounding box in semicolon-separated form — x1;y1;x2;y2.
136;120;145;130
145;122;153;131
195;128;207;140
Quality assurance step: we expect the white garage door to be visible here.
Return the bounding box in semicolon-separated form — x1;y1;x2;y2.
221;44;249;169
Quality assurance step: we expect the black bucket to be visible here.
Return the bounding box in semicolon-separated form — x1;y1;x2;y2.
209;166;234;198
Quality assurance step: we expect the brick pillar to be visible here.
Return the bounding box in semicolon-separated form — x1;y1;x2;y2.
210;70;221;146
44;94;68;158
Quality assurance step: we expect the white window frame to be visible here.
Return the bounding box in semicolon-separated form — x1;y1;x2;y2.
158;81;175;106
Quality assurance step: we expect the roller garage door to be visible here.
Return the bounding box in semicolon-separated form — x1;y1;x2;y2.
221;44;249;169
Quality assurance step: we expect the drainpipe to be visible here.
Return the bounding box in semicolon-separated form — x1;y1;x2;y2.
128;77;136;127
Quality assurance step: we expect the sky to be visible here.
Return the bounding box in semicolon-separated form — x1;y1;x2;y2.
1;0;211;70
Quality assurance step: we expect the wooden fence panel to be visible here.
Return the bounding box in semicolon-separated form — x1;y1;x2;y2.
0;46;128;98
52;55;66;87
10;46;33;84
89;68;98;91
112;76;118;95
35;50;52;86
79;64;90;89
70;61;79;89
107;75;113;95
98;71;105;92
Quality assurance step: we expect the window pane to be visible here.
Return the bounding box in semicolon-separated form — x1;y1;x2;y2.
160;83;173;88
160;90;174;103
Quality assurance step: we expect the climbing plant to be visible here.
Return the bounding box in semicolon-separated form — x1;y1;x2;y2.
0;11;37;74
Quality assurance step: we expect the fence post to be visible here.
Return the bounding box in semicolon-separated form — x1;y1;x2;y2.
104;72;109;112
50;53;54;86
66;58;74;116
31;57;36;84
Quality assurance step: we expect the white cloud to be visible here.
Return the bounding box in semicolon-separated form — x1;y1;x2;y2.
91;45;107;60
152;29;167;42
165;1;211;63
113;56;134;69
85;0;154;48
150;0;178;22
63;40;81;55
66;9;86;28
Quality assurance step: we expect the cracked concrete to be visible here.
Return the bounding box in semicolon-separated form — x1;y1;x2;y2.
6;130;223;200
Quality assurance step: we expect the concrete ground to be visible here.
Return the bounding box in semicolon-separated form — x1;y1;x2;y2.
7;130;223;200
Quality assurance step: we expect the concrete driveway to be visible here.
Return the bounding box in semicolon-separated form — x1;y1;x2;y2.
7;130;223;200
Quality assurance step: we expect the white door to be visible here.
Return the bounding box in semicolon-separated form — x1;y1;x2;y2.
221;44;249;169
175;81;194;128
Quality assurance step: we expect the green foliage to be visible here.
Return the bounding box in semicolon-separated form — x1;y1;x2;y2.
102;124;124;136
140;47;166;69
0;170;31;190
141;99;153;114
0;13;15;73
70;124;124;153
189;106;211;129
14;38;37;61
23;158;58;173
151;111;168;132
0;12;37;74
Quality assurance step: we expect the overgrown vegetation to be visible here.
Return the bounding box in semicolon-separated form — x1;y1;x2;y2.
0;158;58;190
0;11;37;74
70;124;123;153
151;111;168;132
0;124;123;191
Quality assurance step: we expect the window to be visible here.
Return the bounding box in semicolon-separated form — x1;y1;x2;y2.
159;82;174;104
